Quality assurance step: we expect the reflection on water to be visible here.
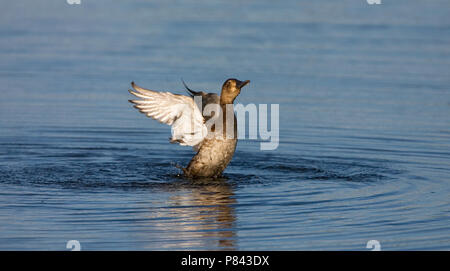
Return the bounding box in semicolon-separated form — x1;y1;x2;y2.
160;179;236;250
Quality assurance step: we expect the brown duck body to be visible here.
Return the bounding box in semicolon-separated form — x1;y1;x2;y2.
185;136;238;178
184;105;238;178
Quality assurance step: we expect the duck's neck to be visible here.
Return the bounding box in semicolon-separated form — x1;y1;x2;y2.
220;96;235;105
219;103;237;140
220;89;236;105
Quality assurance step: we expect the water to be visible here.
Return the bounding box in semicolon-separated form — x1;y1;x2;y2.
0;0;449;250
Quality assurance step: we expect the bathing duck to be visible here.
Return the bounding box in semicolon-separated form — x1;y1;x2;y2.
128;78;250;178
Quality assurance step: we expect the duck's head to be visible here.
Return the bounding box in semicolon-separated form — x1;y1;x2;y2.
220;78;250;104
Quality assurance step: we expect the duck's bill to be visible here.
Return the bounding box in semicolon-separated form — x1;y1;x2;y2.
237;80;250;88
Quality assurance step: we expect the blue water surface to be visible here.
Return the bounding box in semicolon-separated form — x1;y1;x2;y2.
0;0;449;250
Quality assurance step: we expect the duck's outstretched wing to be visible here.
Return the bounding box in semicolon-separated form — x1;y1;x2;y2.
129;82;207;147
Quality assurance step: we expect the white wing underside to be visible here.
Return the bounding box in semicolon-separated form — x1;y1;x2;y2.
129;82;207;148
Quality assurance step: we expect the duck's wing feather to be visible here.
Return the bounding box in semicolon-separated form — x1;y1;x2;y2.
129;82;207;147
181;80;220;117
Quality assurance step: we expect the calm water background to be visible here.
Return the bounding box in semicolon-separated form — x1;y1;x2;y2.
0;0;449;250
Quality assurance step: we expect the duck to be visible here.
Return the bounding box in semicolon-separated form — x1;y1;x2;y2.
128;78;250;178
